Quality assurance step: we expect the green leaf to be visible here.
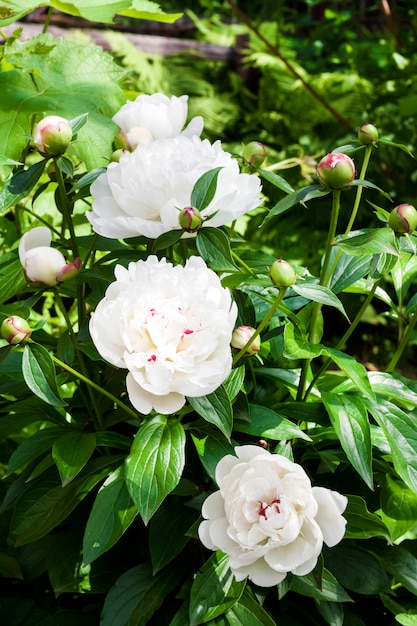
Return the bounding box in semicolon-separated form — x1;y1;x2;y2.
290;567;352;602
396;615;417;626
322;393;373;488
190;426;235;482
149;497;199;574
55;155;74;178
188;386;233;440
380;474;417;542
83;465;137;565
368;371;417;410
0;259;27;304
196;227;238;272
71;166;107;192
324;545;390;595
101;562;180;626
350;178;392;199
378;138;414;157
234;402;311;441
264;184;331;223
368;401;417;494
125;415;186;525
152;228;183;251
292;282;349;320
52;431;97;486
216;588;277;625
69;112;88;134
256;168;294;195
189;552;245;625
343;495;390;540
7;426;66;475
191;167;223;212
222;366;245;403
22;343;66;407
327;250;371;294
0;160;47;216
336;228;399;257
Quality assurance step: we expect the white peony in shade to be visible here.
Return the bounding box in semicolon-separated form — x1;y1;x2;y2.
87;135;262;240
198;445;348;587
89;255;237;415
112;93;204;149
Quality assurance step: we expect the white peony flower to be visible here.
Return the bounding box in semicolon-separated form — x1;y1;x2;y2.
112;93;204;149
18;227;81;286
89;255;237;415
198;445;347;587
87;135;262;240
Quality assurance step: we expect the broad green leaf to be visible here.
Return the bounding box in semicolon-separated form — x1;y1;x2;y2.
191;167;223;212
350;178;392;199
149;497;199;574
327;249;371;294
324;545;390;595
189;551;245;625
125;415;186;524
316;601;344;626
396;615;417;626
367;401;417;494
343;495;389;540
0;159;47;215
322;393;373;488
0;259;27;304
336;228;399;257
101;562;180;626
292;282;349;320
234;403;311;441
10;455;123;546
232;289;256;327
188;386;233;440
190;427;235;482
7;426;66;475
264;184;331;223
196;227;238;272
222;366;245;402
368;371;417;409
380;474;417;542
52;431;97;486
152;229;183;251
83;465;137;565
214;588;277;625
290;567;352;602
256;168;294;195
22;343;66;407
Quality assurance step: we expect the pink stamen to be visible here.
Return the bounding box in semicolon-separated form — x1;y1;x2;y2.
258;498;281;519
147;354;157;362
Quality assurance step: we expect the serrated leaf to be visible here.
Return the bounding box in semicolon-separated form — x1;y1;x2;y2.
125;415;185;525
83;465;137;565
191;167;223;212
322;393;372;488
52;432;97;486
22;343;66;407
196;227;238;272
189;552;245;625
188;386;233;440
292;282;349;320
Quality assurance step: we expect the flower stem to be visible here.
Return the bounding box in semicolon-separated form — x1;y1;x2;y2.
54;162;79;258
233;287;287;364
344;144;373;238
42;6;54;33
386;311;417;372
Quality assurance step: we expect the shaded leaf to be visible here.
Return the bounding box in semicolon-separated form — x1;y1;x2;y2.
22;343;66;407
52;431;97;486
188;386;233;440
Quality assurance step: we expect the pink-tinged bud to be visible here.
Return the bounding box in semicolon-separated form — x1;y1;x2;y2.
114;127;154;151
56;257;82;282
270;259;296;288
388;203;417;234
242;141;266;168
33;116;73;156
1;316;31;345
358;123;378;145
317;153;355;189
178;206;203;232
110;149;128;163
231;325;261;356
114;130;131;151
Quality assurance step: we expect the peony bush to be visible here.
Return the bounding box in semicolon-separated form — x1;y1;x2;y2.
1;10;417;625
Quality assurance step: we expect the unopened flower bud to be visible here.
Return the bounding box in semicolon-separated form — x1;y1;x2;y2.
114;130;131;151
19;227;80;286
115;127;154;151
33;116;73;156
231;325;260;356
317;153;355;189
242;141;266;168
1;316;31;345
358;123;378;145
110;149;128;163
178;207;203;232
56;257;82;282
388;203;417;235
270;259;296;288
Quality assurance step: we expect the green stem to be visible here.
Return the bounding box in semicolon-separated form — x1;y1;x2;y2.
231;250;257;277
233;287;287;364
387;312;417;372
51;354;139;420
42;6;54;33
54;162;79;258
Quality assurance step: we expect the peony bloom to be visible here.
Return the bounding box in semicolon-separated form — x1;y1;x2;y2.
112;93;204;150
89;256;237;415
19;227;81;286
87;135;262;240
198;445;347;587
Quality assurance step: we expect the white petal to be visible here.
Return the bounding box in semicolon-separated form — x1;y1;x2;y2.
126;373;184;415
312;486;347;547
232;559;287;587
201;491;225;520
18;227;51;265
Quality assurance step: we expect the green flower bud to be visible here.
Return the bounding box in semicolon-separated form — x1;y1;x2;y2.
388;203;417;234
358;123;378;145
33;116;73;156
231;326;261;356
110;149;128;163
242;141;266;168
270;259;296;288
1;316;31;345
114;130;131;151
56;257;82;282
317;153;355;189
178;207;203;232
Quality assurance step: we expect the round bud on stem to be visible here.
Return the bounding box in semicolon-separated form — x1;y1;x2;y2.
270;259;296;289
358;123;378;145
33;116;73;156
231;325;261;356
178;207;203;232
242;141;266;168
317;153;355;189
1;316;31;345
388;203;417;235
110;149;128;163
